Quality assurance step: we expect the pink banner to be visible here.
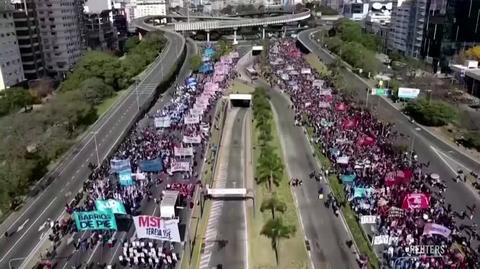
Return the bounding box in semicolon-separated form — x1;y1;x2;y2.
423;223;451;238
356;136;376;146
385;169;413;186
336;102;347;111
342;118;357;129
402;193;429;210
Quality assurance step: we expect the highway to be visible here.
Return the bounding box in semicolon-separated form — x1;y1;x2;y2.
50;37;198;269
297;29;480;253
207;107;249;269
0;24;185;268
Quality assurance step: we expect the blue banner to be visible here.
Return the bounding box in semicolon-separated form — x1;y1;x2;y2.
110;159;131;173
340;174;356;184
203;47;215;58
353;187;374;199
95;199;127;215
73;210;117;231
139;158;163;172
119;170;134;186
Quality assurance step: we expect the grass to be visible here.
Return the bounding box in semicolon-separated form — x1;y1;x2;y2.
180;99;228;269
304;53;331;77
96;89;128;116
306;127;379;269
229;79;256;94
248;107;309;269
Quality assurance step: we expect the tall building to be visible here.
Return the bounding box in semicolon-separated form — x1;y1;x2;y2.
0;0;25;90
388;0;428;58
84;0;119;51
421;0;480;72
11;0;45;80
34;0;84;77
325;0;344;13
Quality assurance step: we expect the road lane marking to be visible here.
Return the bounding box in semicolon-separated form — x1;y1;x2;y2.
108;233;126;265
0;194;43;239
16;219;30;233
0;197;57;263
430;146;461;175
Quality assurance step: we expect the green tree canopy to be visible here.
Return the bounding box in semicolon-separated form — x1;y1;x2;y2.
79;77;115;105
260;193;287;219
261;217;296;264
403;98;457;126
189;54;202;72
0;87;34;116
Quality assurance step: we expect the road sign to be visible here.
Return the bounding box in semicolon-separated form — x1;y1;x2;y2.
371;88;388;96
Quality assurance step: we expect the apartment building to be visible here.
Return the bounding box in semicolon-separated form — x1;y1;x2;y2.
0;0;25;90
11;0;45;80
34;0;84;77
134;0;166;18
388;0;427;58
84;0;119;51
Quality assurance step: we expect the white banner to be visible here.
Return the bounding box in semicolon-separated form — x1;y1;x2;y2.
360;215;377;224
184;115;200;125
154;116;171;128
190;108;204;117
133;215;181;242
170;161;190;172
373;235;399;245
183;135;202;144
319;89;332;96
301;68;311;74
174;147;194;156
336;156;350;164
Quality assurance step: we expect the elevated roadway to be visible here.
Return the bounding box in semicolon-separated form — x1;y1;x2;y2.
0;17;186;269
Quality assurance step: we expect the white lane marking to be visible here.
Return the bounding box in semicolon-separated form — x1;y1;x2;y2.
0;197;57;263
0;194;43;240
86;241;101;265
431;146;472;171
430;146;460;175
16;219;30;232
108;233;127;265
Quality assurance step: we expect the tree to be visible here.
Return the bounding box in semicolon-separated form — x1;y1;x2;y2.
189;54;202;72
261;217;296;264
221;5;233;15
256;145;284;190
124;36;140;53
260;193;287;219
403;98;457;126
79;77;115;105
0;87;34;116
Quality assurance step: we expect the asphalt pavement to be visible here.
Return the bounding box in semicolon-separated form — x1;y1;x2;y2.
208;107;249;269
297;29;480;252
0;28;185;269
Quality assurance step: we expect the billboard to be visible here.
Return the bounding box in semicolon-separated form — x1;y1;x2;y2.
398;87;420;99
133;215;181;242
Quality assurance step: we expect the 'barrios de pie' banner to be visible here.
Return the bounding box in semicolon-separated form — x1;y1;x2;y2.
133;215;181;242
73;210;117;231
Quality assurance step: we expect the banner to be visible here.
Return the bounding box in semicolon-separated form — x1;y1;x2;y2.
320;118;334;127
139;158;163;172
318;102;331;109
190;108;204;117
373;235;399;246
174;147;194;156
336;102;347;111
154;116;171;128
170;161;190;172
423;223;451;238
119;170;134;186
385;169;413;186
402;193;429;210
319;89;332;96
360;215;377;224
74;210;117;231
353;187;374;199
313;79;324;88
301;68;311;74
398;87;420;99
184;115;200;125
336;156;350;164
95;199;127;215
183;135;202;144
110;159;131;173
133;215;181;242
342;118;357;129
371;88;388;96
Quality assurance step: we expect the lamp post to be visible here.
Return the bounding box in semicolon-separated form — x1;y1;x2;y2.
135;80;140;111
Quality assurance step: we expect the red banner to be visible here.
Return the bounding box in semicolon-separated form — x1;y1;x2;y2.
336;102;347;112
385;169;413;186
342;118;357;129
402;193;429;210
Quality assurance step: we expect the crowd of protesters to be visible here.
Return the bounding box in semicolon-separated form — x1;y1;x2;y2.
268;38;479;268
37;47;239;268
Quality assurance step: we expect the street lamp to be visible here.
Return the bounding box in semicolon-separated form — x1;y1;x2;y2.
135;79;140;111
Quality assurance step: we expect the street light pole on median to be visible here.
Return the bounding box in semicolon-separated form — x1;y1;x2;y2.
135;80;140;111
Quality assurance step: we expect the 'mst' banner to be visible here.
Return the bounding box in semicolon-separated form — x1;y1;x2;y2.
73;210;117;231
133;215;181;242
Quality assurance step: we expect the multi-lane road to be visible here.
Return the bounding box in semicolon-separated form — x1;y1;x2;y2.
206;107;249;269
0;25;185;269
297;28;480;251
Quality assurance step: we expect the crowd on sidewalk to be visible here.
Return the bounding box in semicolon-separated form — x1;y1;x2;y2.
268;38;479;269
37;47;239;268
